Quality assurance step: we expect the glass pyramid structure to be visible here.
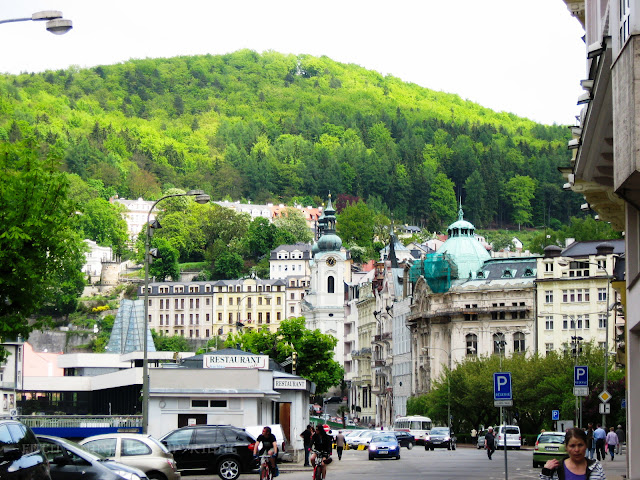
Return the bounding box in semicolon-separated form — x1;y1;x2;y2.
106;299;156;354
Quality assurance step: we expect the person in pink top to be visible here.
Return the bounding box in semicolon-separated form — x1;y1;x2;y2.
606;427;619;461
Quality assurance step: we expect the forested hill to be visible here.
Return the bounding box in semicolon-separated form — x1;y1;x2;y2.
0;49;580;230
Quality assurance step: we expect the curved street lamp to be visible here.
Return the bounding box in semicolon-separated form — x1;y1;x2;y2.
142;190;210;433
0;11;73;35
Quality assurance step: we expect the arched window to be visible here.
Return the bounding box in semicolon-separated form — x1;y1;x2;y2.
327;276;335;293
493;333;506;354
514;332;525;353
465;334;477;355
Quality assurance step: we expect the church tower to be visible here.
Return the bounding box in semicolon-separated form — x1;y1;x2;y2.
302;195;350;362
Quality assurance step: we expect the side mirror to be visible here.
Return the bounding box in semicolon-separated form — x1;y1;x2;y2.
52;455;70;465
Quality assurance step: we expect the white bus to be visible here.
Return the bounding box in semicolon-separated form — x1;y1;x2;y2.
394;415;433;445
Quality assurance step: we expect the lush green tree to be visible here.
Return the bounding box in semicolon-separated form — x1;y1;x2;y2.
463;170;488;227
214;250;244;279
92;314;116;352
273;207;313;243
505;175;537;227
0;142;87;360
559;216;624;242
428;173;457;232
78;198;129;256
486;231;515;252
152;330;192;351
149;237;180;281
336;201;375;248
224;317;343;393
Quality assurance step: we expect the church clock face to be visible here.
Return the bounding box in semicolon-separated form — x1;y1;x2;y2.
326;257;336;267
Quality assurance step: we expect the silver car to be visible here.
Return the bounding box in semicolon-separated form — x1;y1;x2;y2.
80;433;180;480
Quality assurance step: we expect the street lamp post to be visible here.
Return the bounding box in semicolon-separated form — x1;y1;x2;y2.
142;190;209;433
571;334;584;427
0;11;73;34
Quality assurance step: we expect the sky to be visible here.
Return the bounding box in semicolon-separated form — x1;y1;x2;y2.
0;1;586;125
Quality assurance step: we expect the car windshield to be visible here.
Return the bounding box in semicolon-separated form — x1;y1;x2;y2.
504;428;519;434
431;428;449;435
539;434;565;444
372;435;396;443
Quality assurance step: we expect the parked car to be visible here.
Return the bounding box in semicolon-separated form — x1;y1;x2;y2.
0;419;51;480
324;396;342;404
159;424;256;480
349;430;376;449
38;434;148;480
346;430;370;448
393;431;415;449
79;433;180;480
368;433;401;460
477;429;488;449
533;431;568;468
310;404;323;415
425;427;456;450
495;425;521;450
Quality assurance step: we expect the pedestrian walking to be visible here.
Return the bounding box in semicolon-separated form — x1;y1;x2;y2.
615;425;625;455
606;427;619;461
335;430;346;460
586;423;596;460
539;428;606;480
471;428;477;446
300;424;313;467
593;424;606;461
485;427;496;460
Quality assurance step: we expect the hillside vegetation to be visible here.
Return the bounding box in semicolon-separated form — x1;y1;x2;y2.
0;49;581;230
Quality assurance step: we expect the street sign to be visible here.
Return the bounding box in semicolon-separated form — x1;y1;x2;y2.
599;390;612;403
552;410;560;421
599;403;611;414
574;387;589;396
494;372;513;407
622;399;626;409
574;366;588;387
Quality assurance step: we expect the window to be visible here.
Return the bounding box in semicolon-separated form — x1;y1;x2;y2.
190;299;194;309
196;299;200;308
192;399;208;407
277;312;281;321
290;293;295;300
277;297;281;305
545;343;554;355
328;276;335;293
513;332;525;353
122;439;151;456
545;263;553;273
175;299;179;309
258;312;263;324
180;299;185;309
584;314;590;329
598;314;607;329
545;291;553;303
83;438;117;457
545;316;554;330
598;288;607;302
493;333;506;354
290;306;295;313
218;297;222;305
228;313;233;324
229;297;233;306
620;0;631;46
218;313;222;322
466;334;477;355
266;312;271;324
563;316;569;330
568;261;589;277
210;400;227;408
206;298;210;306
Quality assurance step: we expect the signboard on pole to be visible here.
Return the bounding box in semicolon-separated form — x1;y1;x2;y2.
494;372;513;407
573;366;589;396
552;410;560;421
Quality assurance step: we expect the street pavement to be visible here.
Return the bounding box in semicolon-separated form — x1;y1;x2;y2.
182;443;628;480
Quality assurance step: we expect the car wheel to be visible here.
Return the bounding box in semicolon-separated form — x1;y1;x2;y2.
447;442;451;450
407;442;414;450
147;473;167;480
396;454;400;460
425;445;429;451
369;454;374;460
217;457;241;480
431;447;435;451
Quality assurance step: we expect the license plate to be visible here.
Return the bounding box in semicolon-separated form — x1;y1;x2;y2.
379;451;388;454
546;447;559;451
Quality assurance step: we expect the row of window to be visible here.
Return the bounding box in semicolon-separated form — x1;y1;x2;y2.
153;296;282;309
154;311;283;325
152;285;283;294
544;289;607;303
542;314;608;330
545;341;607;355
464;332;526;354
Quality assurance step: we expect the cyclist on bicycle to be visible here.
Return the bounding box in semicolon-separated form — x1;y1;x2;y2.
253;426;278;474
310;425;332;479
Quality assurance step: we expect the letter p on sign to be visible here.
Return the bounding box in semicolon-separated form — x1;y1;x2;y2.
494;372;512;400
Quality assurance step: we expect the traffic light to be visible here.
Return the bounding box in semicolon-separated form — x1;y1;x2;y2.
292;351;298;374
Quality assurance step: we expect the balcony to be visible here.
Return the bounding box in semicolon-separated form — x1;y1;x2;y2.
373;332;392;343
374;359;385;367
408;304;531;324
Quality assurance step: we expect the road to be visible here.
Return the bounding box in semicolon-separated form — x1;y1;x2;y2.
182;444;628;480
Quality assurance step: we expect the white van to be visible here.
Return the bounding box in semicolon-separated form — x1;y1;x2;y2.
495;425;521;449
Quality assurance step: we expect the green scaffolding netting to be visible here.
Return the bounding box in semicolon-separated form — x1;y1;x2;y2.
408;253;457;293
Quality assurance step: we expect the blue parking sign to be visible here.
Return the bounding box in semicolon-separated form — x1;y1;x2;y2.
574;366;588;387
552;410;560;421
494;372;512;400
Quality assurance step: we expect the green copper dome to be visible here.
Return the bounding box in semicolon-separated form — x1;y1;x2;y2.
437;203;489;279
315;194;342;252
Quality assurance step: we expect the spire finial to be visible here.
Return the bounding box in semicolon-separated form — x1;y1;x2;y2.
458;197;464;221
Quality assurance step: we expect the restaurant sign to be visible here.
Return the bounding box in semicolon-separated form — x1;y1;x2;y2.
203;354;269;369
274;378;307;390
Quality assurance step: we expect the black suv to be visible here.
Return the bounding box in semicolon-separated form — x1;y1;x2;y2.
0;419;51;480
159;425;256;480
393;431;416;449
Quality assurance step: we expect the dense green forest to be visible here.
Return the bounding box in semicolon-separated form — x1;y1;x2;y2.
0;49;582;230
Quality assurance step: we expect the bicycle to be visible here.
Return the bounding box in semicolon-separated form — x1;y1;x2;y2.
311;448;331;480
257;453;274;480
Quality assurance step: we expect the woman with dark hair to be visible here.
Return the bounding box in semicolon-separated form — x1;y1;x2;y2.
310;425;332;479
539;427;606;479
